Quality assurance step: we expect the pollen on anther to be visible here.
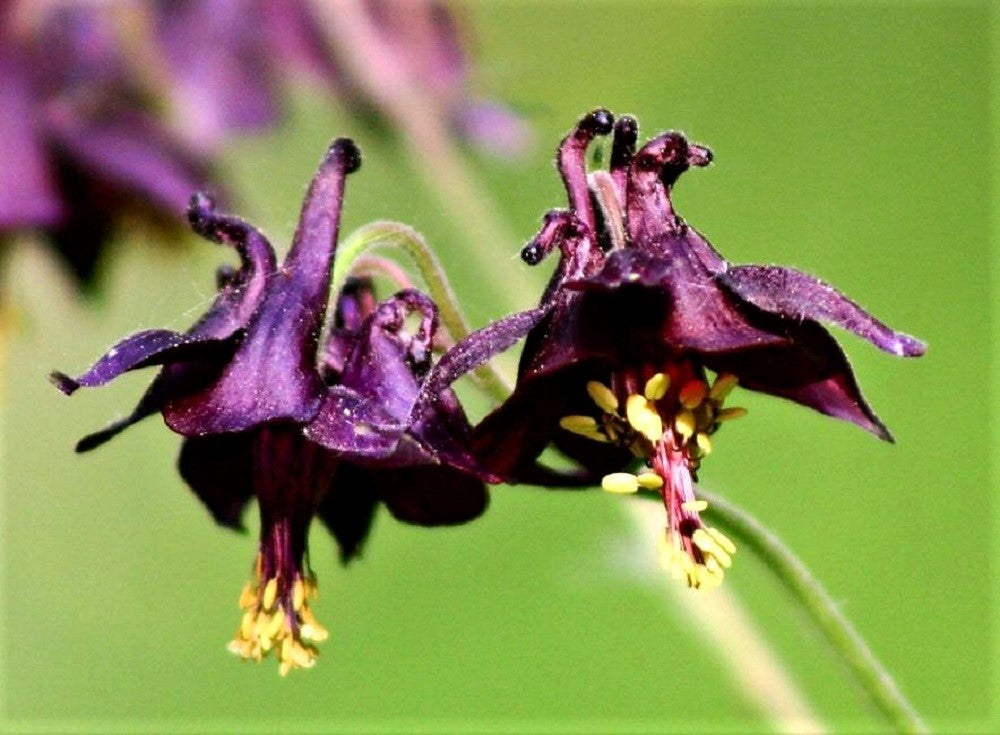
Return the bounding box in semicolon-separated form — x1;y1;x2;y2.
681;499;708;513
716;406;747;423
586;381;619;413
644;372;669;401
262;578;278;610
636;472;664;489
626;394;663;442
601;472;639;494
674;409;695;442
710;373;739;401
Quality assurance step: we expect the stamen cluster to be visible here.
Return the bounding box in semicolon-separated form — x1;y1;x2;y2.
228;557;329;676
560;371;744;588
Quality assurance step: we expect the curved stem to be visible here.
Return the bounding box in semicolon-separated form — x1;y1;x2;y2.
335;221;512;403
643;489;929;733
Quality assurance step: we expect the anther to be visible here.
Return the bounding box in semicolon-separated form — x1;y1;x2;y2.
674;409;696;442
601;472;639;494
636;472;664;489
626;394;663;442
586;381;619;413
710;373;738;401
262;578;278;610
716;407;747;423
679;380;708;409
681;499;709;513
644;372;670;401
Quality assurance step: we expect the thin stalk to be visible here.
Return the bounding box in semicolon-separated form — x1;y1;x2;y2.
645;489;930;733
335;221;512;402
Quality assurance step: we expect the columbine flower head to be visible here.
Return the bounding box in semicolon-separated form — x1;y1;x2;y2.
0;1;212;286
53;140;492;674
473;109;926;588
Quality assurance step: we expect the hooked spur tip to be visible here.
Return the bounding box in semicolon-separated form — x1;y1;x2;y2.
186;191;215;229
521;243;544;265
614;115;638;141
326;138;362;173
579;108;614;136
688;143;713;167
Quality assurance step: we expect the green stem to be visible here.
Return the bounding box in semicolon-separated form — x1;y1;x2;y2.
334;221;513;403
652;489;929;733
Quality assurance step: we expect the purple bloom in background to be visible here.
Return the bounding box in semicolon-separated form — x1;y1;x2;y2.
0;1;213;287
472;110;925;588
154;0;528;156
53;140;492;674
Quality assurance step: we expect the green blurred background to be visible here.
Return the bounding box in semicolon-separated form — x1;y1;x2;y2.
3;2;994;732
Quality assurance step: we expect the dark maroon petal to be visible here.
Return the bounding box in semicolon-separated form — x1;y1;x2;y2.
702;320;893;441
164;139;360;435
473;362;630;480
720;265;926;357
566;248;674;290
49;329;234;395
177;433;256;530
414;305;551;416
306;387;403;456
557;109;614;234
376;465;489;528
317;462;380;564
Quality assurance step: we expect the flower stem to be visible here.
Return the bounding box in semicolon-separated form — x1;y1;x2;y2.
335;221;513;402
657;489;930;733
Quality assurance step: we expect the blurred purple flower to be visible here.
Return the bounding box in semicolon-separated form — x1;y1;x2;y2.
0;1;213;286
52;139;493;673
472;110;925;587
153;0;529;155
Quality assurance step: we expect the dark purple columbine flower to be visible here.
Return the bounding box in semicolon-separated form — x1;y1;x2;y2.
0;1;213;287
472;110;926;588
52;140;492;674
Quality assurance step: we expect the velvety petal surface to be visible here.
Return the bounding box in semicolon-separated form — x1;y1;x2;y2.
719;264;927;357
165;140;360;435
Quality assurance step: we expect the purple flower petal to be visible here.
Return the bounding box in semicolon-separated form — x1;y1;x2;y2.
165;139;361;435
720;265;926;357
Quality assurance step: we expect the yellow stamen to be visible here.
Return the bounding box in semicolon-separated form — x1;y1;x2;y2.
262;577;278;610
586;381;619;413
279;660;293;677
710;373;739;401
695;433;713;455
681;499;709;513
239;610;254;639
707;527;737;555
601;472;639;494
238;582;256;610
626;394;663;442
644;372;670;401
265;606;285;641
674;408;696;442
292;579;305;612
679;380;708;409
636;472;664;490
716;406;748;423
692;528;732;568
559;415;599;434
